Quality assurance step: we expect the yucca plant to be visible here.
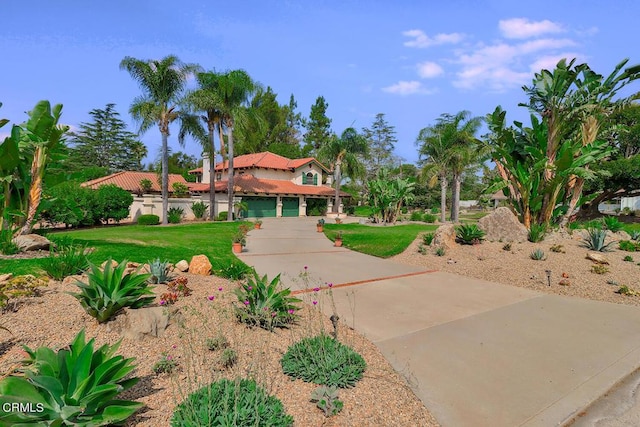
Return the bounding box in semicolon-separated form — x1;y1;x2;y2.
234;272;302;330
0;329;141;426
581;228;615;252
602;216;624;233
455;224;485;245
70;259;154;323
422;232;435;246
149;258;173;284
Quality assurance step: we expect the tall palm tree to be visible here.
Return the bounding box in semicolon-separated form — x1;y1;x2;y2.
318;127;368;214
184;71;226;220
213;70;260;221
416;111;482;223
120;55;200;225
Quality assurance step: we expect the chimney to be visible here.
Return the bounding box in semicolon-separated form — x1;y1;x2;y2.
202;152;210;184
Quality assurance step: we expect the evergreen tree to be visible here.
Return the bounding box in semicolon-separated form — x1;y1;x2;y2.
68;104;147;172
362;113;398;179
303;96;333;155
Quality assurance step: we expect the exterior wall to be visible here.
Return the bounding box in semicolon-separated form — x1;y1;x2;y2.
129;194;229;222
292;164;324;186
215;165;326;186
621;196;640;211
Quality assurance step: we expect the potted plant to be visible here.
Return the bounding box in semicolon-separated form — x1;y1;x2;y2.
232;230;246;254
335;217;343;224
254;220;262;230
317;218;325;232
334;231;343;247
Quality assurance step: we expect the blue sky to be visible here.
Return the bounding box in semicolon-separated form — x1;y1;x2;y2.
1;0;638;166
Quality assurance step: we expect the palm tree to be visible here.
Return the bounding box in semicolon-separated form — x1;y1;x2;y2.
318;127;368;214
119;55;200;225
213;70;260;221
416;111;482;223
184;71;226;220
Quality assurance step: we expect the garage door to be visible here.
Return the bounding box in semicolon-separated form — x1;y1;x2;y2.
244;197;276;218
282;197;299;217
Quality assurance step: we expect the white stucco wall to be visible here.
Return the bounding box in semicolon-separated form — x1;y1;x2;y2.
129;194;230;222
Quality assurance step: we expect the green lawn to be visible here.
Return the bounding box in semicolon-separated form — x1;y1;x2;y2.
353;206;374;217
324;223;438;258
1;222;248;276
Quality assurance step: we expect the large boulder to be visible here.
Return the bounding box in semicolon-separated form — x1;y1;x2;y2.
12;234;52;252
189;255;212;275
108;306;179;340
432;224;457;249
478;207;528;242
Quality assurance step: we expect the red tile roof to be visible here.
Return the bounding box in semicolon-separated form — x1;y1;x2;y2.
189;151;329;174
187;175;349;197
82;171;188;193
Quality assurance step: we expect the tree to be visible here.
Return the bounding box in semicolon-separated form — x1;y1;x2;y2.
318;127;368;214
362;113;398;179
303;96;333;155
368;168;415;224
150;150;198;182
120;55;200;225
68;104;147;172
488;58;640;229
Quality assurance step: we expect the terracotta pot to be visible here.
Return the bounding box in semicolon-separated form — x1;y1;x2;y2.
232;242;242;253
317;225;324;232
334;238;343;247
254;224;261;229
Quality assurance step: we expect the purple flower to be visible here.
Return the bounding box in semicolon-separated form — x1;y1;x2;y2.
166;355;172;360
313;287;320;292
328;283;333;288
244;300;250;306
248;286;253;291
271;312;277;317
172;344;176;349
159;300;166;306
218;287;223;291
288;309;295;314
304;266;308;270
313;301;318;305
208;295;215;301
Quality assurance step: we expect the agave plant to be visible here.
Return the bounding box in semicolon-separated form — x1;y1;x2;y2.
234;272;302;330
148;258;173;284
0;329;141;426
581;228;615;252
70;259;154;323
630;230;640;241
455;224;486;245
602;216;624;233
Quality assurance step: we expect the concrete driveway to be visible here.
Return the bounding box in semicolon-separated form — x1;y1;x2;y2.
238;217;640;426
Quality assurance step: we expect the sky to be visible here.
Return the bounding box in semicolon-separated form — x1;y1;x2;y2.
1;0;639;166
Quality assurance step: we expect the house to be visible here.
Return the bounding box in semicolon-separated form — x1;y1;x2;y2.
82;171;188;194
188;151;347;218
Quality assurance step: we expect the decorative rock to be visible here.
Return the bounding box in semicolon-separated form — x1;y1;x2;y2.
175;260;189;272
586;252;609;264
101;259;119;269
613;230;631;241
108;306;177;339
0;273;12;284
189;255;212;275
12;234;52;252
478;207;528;242
432;224;457;249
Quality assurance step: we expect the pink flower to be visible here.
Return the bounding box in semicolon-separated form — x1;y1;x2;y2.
313;301;318;305
244;300;250;306
159;300;166;306
172;344;176;349
208;295;215;301
304;266;308;270
288;309;295;314
218;287;223;291
248;286;253;291
328;283;333;288
166;355;172;360
313;287;320;292
271;312;277;317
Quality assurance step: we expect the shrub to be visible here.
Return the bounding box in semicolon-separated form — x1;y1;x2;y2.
170;378;293;427
206;334;229;351
171;182;190;198
235;272;301;330
422;213;437;223
550;244;565;253
153;352;178;374
422;232;435;245
139;178;153;193
281;334;366;388
528;224;546;243
591;264;609;274
149;258;173;284
530;249;546;260
214;261;252;280
417;244;427;255
617;285;639;296
581;228;615;252
217;211;229;221
40;181;99;227
502;242;512;251
232;229;247;246
137;214;160;225
70;259;154;323
220;348;238;368
311;386;343;417
191;201;208;219
95;184;133;224
623;255;634;262
619;240;640;252
40;244;88;280
435;246;446;256
0;227;19;255
410;211;423;221
602;216;624;233
167;206;184;224
0;329;141;426
455;224;485;245
0;275;47;312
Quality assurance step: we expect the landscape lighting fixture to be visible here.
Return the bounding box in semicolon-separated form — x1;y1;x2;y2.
545;270;552;287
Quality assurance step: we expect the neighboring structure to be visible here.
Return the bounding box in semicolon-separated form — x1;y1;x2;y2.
188;151;346;218
81;152;347;221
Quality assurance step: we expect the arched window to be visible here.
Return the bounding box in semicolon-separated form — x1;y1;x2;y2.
306;172;314;185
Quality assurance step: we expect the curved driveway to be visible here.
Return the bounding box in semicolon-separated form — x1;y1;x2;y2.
239;217;640;427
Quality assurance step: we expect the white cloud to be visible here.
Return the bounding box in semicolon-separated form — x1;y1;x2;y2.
403;29;464;48
417;61;444;78
382;80;433;95
529;53;582;73
499;18;564;39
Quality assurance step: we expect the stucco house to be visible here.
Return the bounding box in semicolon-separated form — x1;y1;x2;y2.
188;151;347;218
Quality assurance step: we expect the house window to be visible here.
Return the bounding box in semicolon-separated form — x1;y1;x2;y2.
305;172;314;185
216;173;222;180
313;174;318;185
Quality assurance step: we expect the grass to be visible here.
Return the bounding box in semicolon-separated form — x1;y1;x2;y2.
353;206;374;218
458;211;488;223
0;222;249;276
569;220;640;234
324;223;438;258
